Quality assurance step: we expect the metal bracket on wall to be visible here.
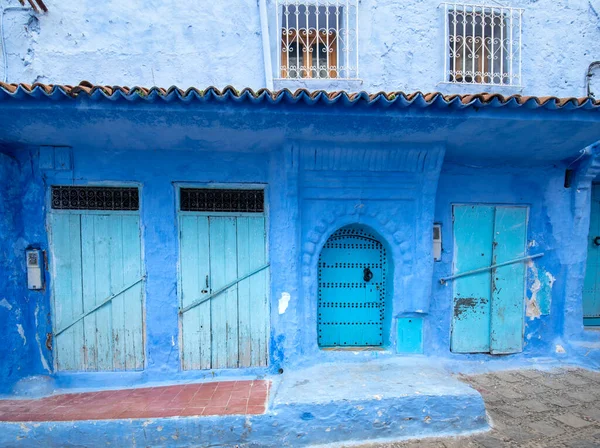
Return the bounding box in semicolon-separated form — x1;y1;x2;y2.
179;263;270;314
439;253;544;285
54;276;146;336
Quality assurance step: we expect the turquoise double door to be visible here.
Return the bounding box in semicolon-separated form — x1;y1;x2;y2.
451;205;528;354
178;214;269;369
49;212;144;371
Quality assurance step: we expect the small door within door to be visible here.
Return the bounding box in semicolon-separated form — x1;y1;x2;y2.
451;205;528;354
318;226;386;347
584;184;600;326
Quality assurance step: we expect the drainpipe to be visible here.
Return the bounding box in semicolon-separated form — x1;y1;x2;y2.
258;0;274;90
586;61;600;99
1;6;31;83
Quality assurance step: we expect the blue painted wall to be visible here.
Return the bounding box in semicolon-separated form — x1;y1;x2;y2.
0;151;31;389
0;148;53;393
0;97;598;392
0;0;599;97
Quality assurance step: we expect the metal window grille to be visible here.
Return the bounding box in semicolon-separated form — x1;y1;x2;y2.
180;189;264;213
275;0;359;80
442;2;523;86
51;186;139;211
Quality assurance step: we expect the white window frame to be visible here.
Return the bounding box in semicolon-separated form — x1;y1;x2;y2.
274;0;359;81
441;1;524;87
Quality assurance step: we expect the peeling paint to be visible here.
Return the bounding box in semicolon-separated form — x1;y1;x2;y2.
34;305;51;374
0;298;12;310
555;344;566;354
527;266;542;320
454;297;487;319
278;292;290;315
16;324;26;346
526;261;555;319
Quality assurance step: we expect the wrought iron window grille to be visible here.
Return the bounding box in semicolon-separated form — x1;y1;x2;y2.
441;1;523;87
180;189;265;213
275;0;359;80
51;186;139;211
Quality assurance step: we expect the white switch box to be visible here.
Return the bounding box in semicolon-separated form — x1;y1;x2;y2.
433;224;442;262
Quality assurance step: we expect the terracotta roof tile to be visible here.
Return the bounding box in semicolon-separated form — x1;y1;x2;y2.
0;81;598;112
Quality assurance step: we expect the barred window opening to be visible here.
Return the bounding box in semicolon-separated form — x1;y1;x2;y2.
180;189;264;213
276;1;358;80
443;2;523;86
51;186;139;211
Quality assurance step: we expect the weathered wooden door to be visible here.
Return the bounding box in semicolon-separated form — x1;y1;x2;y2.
451;205;528;354
49;187;144;371
178;189;269;370
584;184;600;326
318;226;386;347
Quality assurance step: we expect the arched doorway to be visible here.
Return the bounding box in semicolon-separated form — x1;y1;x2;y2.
317;225;388;347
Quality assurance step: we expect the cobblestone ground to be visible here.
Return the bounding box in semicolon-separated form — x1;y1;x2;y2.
352;367;600;448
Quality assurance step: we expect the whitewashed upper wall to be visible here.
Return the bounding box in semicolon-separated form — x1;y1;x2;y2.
1;0;599;97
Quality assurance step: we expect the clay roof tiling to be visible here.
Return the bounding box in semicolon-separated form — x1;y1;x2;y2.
0;81;599;111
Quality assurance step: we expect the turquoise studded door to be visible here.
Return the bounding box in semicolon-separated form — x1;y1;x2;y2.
318;226;386;347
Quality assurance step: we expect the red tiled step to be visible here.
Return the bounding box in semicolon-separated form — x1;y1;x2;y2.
0;380;270;422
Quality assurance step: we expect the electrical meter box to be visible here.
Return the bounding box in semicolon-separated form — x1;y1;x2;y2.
26;249;44;290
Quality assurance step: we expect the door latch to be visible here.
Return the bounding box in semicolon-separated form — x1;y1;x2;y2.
363;267;373;282
201;275;209;294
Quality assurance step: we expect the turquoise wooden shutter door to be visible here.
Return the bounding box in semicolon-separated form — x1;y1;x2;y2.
50;213;144;371
451;205;527;354
490;207;527;354
584;184;600;326
179;215;268;370
451;205;495;353
180;215;211;369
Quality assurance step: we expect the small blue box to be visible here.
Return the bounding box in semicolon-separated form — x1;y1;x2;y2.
397;317;423;354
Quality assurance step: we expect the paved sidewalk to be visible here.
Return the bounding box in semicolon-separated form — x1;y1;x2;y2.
353;367;600;448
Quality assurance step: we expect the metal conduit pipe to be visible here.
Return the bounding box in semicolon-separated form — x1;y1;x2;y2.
587;61;600;99
1;6;31;83
258;0;274;90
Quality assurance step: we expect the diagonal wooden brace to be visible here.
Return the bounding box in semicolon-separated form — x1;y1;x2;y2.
54;276;145;336
439;253;544;285
180;263;270;315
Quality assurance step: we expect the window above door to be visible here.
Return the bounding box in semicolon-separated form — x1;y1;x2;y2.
180;188;264;214
441;2;524;87
275;1;359;80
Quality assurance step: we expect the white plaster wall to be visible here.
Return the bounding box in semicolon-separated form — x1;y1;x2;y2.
1;0;599;97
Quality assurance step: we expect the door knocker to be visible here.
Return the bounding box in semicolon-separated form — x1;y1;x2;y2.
594;236;600;247
363;267;373;282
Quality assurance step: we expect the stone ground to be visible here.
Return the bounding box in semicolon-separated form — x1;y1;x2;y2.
352;367;600;448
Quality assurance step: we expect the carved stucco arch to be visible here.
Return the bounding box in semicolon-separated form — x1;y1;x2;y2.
301;202;413;281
